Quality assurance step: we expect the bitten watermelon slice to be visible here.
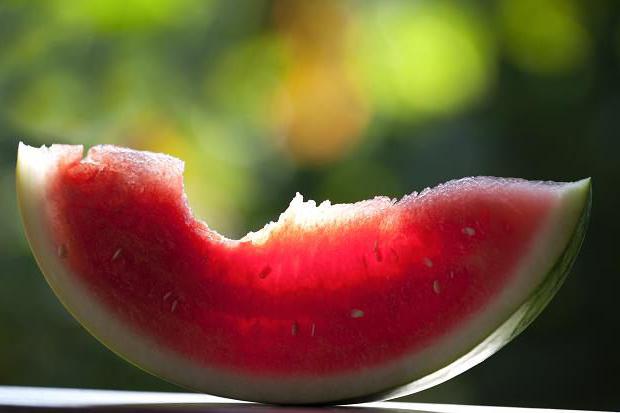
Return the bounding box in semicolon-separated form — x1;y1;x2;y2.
16;143;590;405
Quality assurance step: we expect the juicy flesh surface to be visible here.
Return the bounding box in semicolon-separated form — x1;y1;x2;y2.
46;146;558;377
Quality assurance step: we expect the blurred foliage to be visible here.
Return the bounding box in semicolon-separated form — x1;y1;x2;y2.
354;2;495;117
499;0;590;74
0;0;618;410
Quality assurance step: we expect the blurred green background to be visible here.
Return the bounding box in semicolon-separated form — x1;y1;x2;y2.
0;0;617;410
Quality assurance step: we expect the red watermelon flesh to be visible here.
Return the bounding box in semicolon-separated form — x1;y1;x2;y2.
16;143;590;404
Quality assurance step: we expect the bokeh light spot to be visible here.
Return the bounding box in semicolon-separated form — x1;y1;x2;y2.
354;1;494;118
499;0;590;75
270;0;370;166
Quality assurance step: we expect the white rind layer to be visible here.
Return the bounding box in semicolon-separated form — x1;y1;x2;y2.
16;142;590;404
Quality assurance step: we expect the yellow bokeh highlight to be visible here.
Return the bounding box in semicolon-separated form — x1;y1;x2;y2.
272;61;369;166
354;1;494;117
499;0;590;74
270;0;370;166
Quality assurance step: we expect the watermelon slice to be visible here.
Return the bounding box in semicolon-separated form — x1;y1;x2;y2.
16;143;590;405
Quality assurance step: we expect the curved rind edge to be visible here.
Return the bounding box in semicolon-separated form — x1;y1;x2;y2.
345;178;592;405
16;142;591;405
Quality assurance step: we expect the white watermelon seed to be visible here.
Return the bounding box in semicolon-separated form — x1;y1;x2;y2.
424;257;433;268
57;244;67;259
311;323;316;336
433;280;441;294
163;291;173;301
111;248;122;261
291;322;299;336
171;300;178;313
462;227;476;236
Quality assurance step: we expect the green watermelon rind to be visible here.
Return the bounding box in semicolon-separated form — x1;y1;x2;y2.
16;143;591;405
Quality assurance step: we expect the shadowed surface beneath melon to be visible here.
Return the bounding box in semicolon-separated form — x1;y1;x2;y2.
43;146;559;377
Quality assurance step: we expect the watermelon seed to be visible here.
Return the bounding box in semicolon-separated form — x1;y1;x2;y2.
171;299;178;313
373;241;382;262
424;257;433;268
433;280;441;294
311;323;316;336
291;322;299;336
449;270;455;279
111;248;122;261
462;227;476;236
258;266;271;279
163;291;173;301
351;309;365;318
57;244;67;259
